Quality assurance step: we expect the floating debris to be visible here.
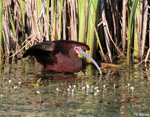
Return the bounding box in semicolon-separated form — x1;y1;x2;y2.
130;86;134;90
86;84;89;89
103;85;106;88
72;89;74;97
14;86;18;89
130;86;134;97
36;91;40;94
69;86;71;89
73;85;76;88
56;88;59;91
56;88;59;96
67;88;70;91
18;81;21;85
94;93;98;96
72;88;74;93
114;84;116;88
128;83;130;86
9;80;11;83
96;89;100;93
82;86;85;90
94;87;98;90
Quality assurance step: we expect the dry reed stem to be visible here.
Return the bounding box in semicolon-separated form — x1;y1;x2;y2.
122;0;128;52
0;0;149;64
140;0;148;58
70;0;77;41
62;0;66;40
101;0;112;62
7;32;40;60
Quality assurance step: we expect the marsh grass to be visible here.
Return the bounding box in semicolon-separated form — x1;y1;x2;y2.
0;0;149;65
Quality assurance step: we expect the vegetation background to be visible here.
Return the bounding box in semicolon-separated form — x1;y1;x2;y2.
0;0;149;65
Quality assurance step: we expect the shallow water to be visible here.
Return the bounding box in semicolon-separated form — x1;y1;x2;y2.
0;61;150;116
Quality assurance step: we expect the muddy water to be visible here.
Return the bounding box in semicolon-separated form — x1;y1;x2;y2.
0;61;150;116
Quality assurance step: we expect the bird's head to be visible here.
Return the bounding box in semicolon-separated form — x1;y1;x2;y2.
74;46;102;75
74;47;81;54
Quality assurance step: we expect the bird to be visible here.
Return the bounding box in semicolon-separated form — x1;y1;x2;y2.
23;40;102;75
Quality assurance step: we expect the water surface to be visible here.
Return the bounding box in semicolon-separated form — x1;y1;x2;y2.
0;61;150;116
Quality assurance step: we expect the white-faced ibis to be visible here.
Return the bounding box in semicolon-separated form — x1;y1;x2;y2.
23;40;102;75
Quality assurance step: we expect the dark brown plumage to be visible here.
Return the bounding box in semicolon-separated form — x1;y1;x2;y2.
23;40;102;75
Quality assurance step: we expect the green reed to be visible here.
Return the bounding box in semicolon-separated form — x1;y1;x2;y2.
78;0;86;43
127;0;139;64
87;0;99;59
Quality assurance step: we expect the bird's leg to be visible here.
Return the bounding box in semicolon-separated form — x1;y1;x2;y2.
80;71;85;77
99;75;102;83
41;65;47;74
75;71;86;79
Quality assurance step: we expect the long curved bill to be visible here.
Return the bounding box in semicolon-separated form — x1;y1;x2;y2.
79;49;102;75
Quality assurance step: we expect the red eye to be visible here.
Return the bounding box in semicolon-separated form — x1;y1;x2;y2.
74;47;81;54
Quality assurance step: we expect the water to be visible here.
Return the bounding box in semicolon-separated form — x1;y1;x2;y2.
0;61;150;116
